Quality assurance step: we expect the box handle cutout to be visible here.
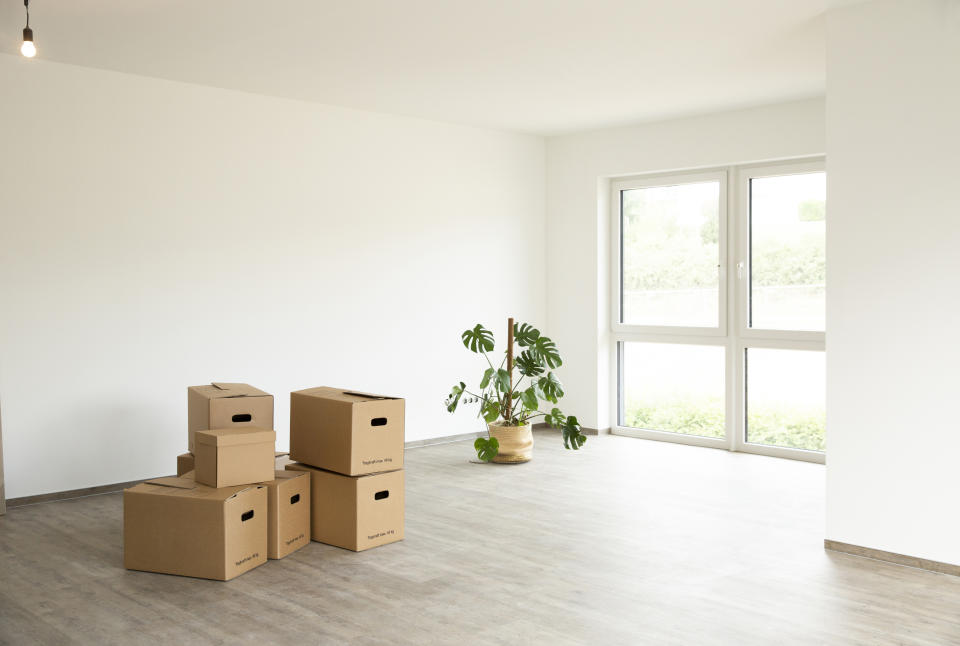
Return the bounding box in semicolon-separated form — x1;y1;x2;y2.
241;510;255;522
290;493;300;505
374;490;389;500
371;417;387;427
232;413;252;423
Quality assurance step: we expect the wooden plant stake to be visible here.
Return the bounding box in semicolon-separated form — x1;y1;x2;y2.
506;317;514;422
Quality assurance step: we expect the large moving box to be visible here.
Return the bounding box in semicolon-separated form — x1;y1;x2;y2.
187;383;274;451
194;428;276;488
176;452;194;476
123;476;267;581
290;388;404;475
286;463;404;551
260;470;311;559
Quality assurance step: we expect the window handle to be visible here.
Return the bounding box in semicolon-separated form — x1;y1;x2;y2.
737;262;745;280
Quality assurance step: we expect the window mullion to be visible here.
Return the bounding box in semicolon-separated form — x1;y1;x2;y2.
612;158;826;460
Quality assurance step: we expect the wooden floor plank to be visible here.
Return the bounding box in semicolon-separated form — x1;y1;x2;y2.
1;432;959;645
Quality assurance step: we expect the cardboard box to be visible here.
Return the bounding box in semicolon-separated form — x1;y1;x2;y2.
187;383;274;452
176;452;194;476
286;462;404;551
123;476;267;581
195;428;276;488
290;388;404;476
260;470;311;559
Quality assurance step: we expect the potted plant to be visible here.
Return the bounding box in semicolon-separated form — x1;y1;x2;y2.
445;318;587;463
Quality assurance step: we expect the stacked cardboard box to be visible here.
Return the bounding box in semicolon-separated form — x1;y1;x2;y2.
287;388;406;551
124;475;269;580
123;383;311;581
186;383;273;452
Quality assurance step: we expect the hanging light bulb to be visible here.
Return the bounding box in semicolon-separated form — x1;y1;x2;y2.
21;29;36;58
21;0;36;58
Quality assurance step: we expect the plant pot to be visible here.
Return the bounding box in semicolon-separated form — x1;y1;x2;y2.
487;422;533;463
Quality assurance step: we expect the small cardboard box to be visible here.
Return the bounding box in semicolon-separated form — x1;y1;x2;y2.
290;388;404;476
195;428;276;488
187;383;274;452
176;452;194;476
123;476;267;581
286;462;404;552
260;470;311;559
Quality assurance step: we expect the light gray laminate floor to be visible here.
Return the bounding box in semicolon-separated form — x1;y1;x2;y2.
2;431;960;645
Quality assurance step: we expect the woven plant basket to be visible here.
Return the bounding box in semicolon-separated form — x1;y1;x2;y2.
487;422;533;463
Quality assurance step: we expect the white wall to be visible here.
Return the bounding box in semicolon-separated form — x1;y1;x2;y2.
0;55;546;499
545;99;825;430
825;0;960;564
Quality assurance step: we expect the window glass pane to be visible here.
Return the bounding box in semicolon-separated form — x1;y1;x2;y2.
621;181;720;327
749;172;826;331
621;342;725;438
745;348;825;451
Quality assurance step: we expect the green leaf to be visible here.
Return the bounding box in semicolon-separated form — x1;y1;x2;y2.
446;382;466;413
474;437;500;462
494;368;511;393
520;386;539;411
562;415;586;450
532;382;546;401
538;372;565;403
531;336;562;369
513;322;541;347
462;324;494;353
479;368;494;389
482;399;501;423
543;407;565;428
515;350;545;377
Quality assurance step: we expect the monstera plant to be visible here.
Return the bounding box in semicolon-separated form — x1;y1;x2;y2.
445;318;587;463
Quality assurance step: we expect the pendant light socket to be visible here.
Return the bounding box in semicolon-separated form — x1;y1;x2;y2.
21;0;36;58
21;27;36;58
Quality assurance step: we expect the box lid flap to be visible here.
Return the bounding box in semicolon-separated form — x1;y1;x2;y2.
210;382;270;398
341;390;401;401
216;483;266;500
131;477;263;500
144;476;196;490
196;427;276;447
295;387;401;403
187;482;265;501
185;383;271;400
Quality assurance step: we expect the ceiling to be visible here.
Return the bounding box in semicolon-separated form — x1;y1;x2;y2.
0;0;836;135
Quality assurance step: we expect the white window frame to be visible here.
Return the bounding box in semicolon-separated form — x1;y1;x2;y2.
737;159;827;343
610;157;826;464
610;169;728;338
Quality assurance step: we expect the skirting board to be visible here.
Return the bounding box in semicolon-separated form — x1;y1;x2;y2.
3;431;488;509
7;479;148;509
824;539;960;577
404;431;485;448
